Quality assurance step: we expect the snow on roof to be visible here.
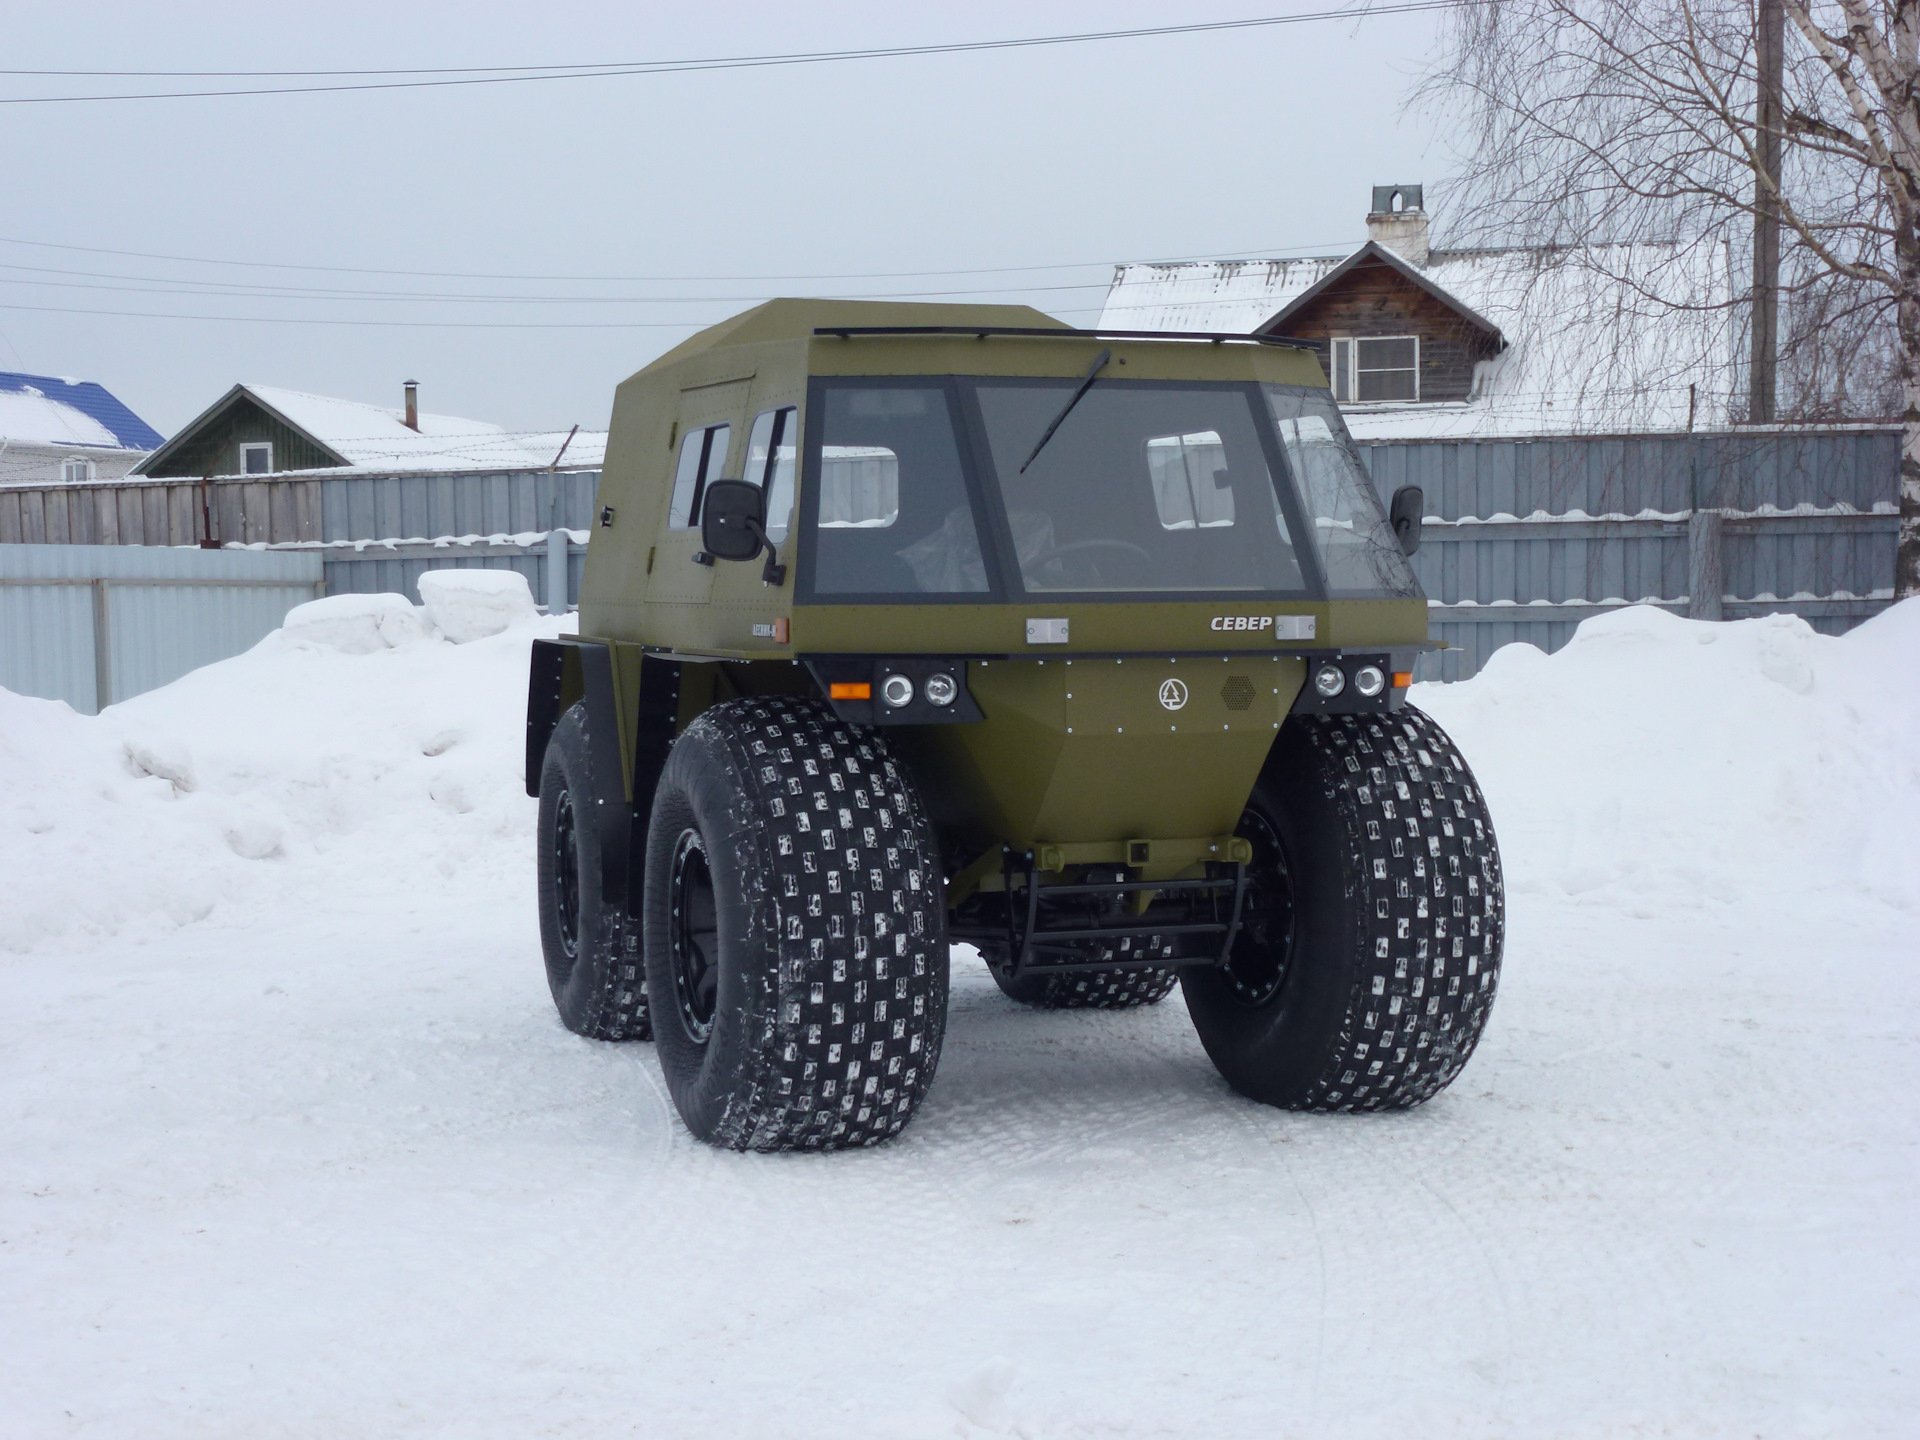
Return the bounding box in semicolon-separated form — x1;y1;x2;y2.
1100;240;1739;439
239;386;605;474
1100;257;1350;339
0;371;163;451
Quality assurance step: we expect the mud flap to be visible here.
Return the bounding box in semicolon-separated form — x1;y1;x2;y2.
525;638;683;919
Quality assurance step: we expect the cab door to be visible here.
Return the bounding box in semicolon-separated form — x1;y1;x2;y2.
649;379;749;606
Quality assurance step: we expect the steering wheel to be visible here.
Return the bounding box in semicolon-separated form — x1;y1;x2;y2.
1028;538;1154;586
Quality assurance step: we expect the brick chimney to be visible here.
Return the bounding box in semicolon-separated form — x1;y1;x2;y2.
1366;185;1429;266
403;380;419;431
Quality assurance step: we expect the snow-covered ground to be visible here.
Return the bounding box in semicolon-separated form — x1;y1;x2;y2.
3;598;1916;1437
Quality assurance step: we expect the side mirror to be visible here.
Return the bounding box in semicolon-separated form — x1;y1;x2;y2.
698;479;788;586
700;480;765;561
1389;484;1423;556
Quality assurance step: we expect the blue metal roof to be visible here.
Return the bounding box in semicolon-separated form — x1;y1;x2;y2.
0;370;163;451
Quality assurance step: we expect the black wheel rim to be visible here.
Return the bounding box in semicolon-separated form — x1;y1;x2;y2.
669;828;720;1042
1223;807;1294;1006
552;788;581;963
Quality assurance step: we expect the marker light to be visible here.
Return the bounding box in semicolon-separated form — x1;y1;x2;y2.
880;674;916;709
1392;671;1414;689
1353;665;1386;698
829;682;871;701
923;672;959;707
1313;663;1346;699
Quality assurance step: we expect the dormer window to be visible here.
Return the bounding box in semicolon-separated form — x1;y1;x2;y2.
61;455;96;483
1329;336;1419;403
240;442;273;474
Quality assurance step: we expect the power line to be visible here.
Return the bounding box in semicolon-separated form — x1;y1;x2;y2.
0;301;769;329
0;234;1359;285
0;301;1106;329
0;267;1114;305
0;4;1467;104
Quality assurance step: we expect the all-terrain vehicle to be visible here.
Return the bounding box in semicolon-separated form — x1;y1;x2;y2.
526;299;1503;1150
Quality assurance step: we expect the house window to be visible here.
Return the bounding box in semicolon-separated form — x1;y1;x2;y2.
667;423;733;528
240;442;273;474
1330;336;1419;403
61;456;97;483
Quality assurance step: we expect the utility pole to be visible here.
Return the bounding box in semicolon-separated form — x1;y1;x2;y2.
1749;0;1784;424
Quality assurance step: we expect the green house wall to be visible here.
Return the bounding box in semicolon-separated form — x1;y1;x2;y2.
143;395;343;478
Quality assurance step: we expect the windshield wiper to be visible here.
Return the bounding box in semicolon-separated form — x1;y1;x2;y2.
1018;347;1110;473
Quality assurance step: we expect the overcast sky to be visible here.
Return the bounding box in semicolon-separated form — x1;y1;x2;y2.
2;2;1450;439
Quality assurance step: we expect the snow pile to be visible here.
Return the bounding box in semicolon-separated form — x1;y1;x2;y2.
0;601;563;954
281;592;434;653
416;567;538;641
280;571;536;654
2;597;1915;959
1415;603;1920;911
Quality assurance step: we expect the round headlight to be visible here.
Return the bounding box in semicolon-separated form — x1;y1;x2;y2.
1313;663;1346;699
923;672;958;707
880;673;915;709
1353;665;1386;698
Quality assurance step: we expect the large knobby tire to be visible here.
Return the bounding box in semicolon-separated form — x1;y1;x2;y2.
644;697;949;1151
990;964;1179;1010
536;703;651;1042
1183;705;1504;1111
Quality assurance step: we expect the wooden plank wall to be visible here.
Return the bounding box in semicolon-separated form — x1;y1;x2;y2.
0;477;323;546
1276;258;1501;401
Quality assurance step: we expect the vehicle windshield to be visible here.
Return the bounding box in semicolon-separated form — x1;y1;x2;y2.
972;379;1307;594
1263;386;1419;598
800;375;1416;601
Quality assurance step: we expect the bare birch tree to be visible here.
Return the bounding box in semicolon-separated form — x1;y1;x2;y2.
1415;0;1920;599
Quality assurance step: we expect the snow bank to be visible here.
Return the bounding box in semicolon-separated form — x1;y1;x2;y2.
2;597;1915;956
1415;603;1920;911
0;600;564;954
416;567;538;642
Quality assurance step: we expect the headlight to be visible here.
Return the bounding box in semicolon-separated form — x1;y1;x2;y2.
1313;663;1346;699
923;672;958;707
1353;665;1386;698
880;673;915;709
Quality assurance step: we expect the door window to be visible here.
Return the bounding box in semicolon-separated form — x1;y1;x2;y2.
667;423;732;529
744;407;799;541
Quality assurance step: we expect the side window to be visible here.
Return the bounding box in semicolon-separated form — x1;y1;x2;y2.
745;406;799;542
1145;430;1235;530
807;384;987;596
1265;386;1419;598
667;422;732;529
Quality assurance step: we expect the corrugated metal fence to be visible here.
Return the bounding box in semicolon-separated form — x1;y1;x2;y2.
0;433;1901;684
0;544;321;714
0;467;600;612
1357;428;1899;680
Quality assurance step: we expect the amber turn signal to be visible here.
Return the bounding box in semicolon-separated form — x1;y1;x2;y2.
1391;672;1413;689
829;682;872;700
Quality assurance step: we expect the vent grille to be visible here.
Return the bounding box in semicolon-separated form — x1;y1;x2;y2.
1221;675;1257;711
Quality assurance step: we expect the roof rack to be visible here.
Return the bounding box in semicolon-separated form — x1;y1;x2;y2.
811;324;1317;351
